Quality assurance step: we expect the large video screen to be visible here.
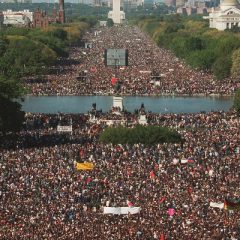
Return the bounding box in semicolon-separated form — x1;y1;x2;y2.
104;49;128;66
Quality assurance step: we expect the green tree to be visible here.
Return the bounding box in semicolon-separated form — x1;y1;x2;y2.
216;35;240;57
51;28;68;41
0;75;24;99
231;48;240;77
186;49;216;70
3;27;30;36
99;125;182;145
0;97;25;134
185;36;204;51
0;76;25;134
164;22;184;34
0;37;9;56
170;35;188;58
0;37;57;77
107;18;114;27
233;89;240;114
212;55;232;80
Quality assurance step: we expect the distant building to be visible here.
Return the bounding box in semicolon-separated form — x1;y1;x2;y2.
177;6;208;14
3;9;33;26
123;0;144;10
197;7;208;13
99;20;107;26
2;0;65;28
33;0;65;28
108;0;143;9
176;0;187;7
18;0;32;2
204;0;240;30
108;0;126;24
176;0;212;15
92;0;109;5
165;0;176;7
33;9;50;28
93;0;101;5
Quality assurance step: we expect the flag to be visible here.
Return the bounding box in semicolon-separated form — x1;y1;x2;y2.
111;77;118;85
181;158;194;164
187;158;194;164
76;162;94;170
224;199;240;210
167;208;175;216
150;170;156;179
90;66;97;73
159;196;166;204
85;176;92;184
127;200;134;207
160;233;165;240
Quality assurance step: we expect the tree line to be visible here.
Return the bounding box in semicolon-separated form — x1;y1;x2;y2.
0;21;90;133
136;15;240;80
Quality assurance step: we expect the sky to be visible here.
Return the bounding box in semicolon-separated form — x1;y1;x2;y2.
31;0;164;4
31;0;92;3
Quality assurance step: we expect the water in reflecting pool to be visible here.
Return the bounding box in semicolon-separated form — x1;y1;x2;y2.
21;95;233;114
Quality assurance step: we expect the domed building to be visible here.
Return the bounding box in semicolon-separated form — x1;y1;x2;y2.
204;0;240;30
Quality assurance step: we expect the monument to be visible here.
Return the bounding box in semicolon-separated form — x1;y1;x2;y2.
138;103;148;125
113;96;123;111
204;0;240;30
108;0;125;24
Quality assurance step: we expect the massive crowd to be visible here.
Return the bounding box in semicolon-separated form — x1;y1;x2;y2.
25;26;240;96
0;109;239;239
2;25;239;239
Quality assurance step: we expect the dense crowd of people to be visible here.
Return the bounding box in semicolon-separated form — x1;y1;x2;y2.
0;109;239;239
25;26;240;96
2;25;239;239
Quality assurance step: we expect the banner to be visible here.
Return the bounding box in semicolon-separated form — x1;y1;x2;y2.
76;162;94;170
210;202;224;209
103;207;140;215
57;125;72;132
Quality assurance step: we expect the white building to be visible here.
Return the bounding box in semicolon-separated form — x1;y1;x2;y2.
3;10;33;26
123;0;144;10
204;0;240;30
108;0;126;24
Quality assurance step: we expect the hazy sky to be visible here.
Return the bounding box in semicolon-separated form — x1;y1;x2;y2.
31;0;92;3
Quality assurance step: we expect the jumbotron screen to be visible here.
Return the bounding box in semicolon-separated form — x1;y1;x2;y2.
104;49;128;66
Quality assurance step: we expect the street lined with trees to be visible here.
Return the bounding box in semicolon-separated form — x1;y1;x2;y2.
136;15;240;81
